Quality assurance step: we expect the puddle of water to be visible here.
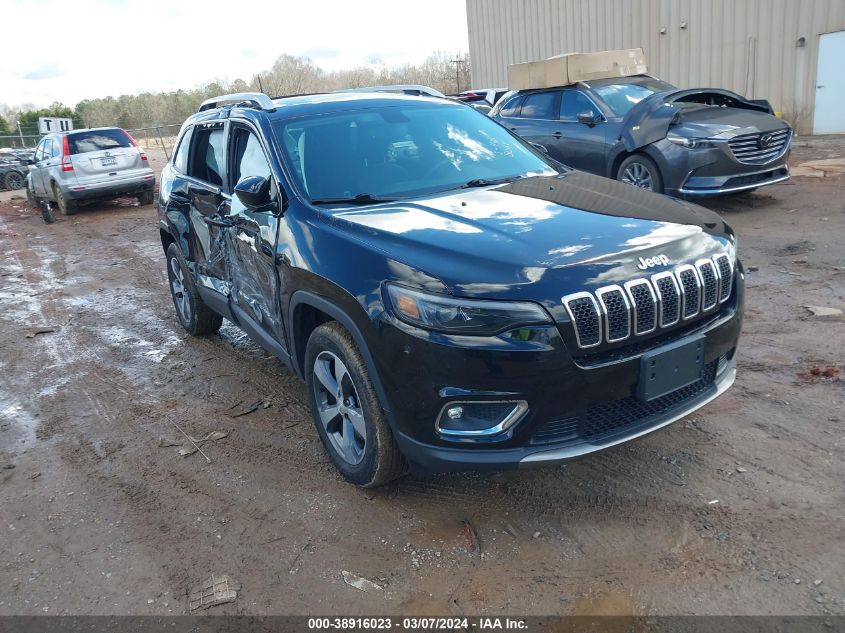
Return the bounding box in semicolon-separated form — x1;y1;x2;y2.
0;400;39;450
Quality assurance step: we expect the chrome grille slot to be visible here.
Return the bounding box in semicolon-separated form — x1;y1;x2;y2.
652;271;680;327
676;265;701;320
596;285;631;342
713;254;733;303
696;259;719;311
562;292;602;348
625;279;657;335
562;253;735;350
728;129;790;165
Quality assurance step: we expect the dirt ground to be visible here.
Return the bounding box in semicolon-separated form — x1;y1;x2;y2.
0;140;843;617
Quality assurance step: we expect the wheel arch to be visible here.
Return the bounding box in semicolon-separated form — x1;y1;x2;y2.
289;290;393;419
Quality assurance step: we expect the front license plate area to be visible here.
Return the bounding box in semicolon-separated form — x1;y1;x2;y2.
637;335;705;402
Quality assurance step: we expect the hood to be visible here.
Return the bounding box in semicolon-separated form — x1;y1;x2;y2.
326;171;734;307
620;88;786;151
670;103;791;139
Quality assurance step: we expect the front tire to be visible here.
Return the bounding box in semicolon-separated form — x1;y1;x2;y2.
165;243;223;336
304;322;405;487
617;154;663;194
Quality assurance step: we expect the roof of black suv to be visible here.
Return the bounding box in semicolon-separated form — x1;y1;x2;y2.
190;91;455;125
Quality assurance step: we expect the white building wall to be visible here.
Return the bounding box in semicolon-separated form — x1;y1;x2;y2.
466;0;845;133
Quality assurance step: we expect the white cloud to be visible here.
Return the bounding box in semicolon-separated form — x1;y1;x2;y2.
2;0;468;107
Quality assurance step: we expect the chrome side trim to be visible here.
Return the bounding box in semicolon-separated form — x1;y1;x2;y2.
562;291;603;349
595;285;631;343
679;172;790;196
520;361;737;464
435;400;529;438
651;271;681;328
675;264;702;321
623;278;658;335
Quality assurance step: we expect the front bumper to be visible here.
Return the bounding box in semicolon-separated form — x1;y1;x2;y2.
396;359;736;472
377;275;744;474
653;138;791;198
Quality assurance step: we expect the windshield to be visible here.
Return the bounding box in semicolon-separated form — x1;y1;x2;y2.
593;78;676;116
274;103;557;202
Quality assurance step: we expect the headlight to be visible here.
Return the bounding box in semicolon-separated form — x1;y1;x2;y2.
386;284;552;335
667;132;717;149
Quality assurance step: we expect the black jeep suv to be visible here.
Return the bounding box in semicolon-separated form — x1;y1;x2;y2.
157;91;743;487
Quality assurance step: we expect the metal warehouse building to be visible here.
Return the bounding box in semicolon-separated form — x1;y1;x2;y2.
466;0;845;134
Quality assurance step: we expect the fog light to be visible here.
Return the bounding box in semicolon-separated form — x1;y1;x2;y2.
436;400;528;440
446;406;464;420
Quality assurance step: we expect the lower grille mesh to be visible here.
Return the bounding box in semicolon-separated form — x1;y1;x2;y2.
531;359;720;445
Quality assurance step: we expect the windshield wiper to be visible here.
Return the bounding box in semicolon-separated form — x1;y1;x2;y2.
309;193;400;205
456;175;532;190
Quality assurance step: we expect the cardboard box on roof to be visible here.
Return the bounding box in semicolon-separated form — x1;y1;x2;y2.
507;48;648;90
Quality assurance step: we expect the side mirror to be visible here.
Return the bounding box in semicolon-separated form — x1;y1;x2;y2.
234;175;275;213
577;110;601;127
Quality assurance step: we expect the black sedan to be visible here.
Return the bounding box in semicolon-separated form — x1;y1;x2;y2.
490;75;792;198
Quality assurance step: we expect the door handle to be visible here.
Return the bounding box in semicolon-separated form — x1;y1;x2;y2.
509;127;517;131
552;132;563;139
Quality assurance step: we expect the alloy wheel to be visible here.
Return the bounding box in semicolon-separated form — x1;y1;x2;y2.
312;350;367;465
169;257;192;323
621;162;654;191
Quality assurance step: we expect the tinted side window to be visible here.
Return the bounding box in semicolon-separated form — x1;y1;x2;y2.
173;126;193;174
34;138;48;162
520;92;557;120
560;91;598;121
187;125;226;187
499;96;524;117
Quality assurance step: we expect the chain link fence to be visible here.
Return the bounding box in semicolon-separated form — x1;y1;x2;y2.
0;123;182;156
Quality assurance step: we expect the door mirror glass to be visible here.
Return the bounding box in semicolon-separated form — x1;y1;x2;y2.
234;175;273;212
577;110;601;126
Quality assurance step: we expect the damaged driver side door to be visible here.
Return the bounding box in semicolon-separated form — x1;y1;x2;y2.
223;122;285;348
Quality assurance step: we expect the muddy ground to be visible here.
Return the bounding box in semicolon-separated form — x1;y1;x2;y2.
0;140;843;617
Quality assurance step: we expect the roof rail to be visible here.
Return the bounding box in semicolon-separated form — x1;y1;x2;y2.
198;92;275;113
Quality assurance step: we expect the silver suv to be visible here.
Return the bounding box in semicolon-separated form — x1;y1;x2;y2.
27;127;155;215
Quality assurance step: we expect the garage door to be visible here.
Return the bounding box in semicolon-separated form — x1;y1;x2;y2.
814;30;845;134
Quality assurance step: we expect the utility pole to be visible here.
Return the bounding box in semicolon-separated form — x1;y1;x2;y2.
16;121;25;147
450;59;465;93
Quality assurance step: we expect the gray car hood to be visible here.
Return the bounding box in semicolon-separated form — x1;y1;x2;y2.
620;88;781;151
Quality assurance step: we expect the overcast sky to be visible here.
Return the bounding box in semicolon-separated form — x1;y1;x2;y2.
3;0;468;109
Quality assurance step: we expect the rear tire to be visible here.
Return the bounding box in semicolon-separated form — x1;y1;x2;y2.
139;189;154;205
165;243;223;336
616;154;663;194
304;322;406;487
53;184;78;216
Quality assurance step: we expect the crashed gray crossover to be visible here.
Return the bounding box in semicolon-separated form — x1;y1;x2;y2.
491;75;791;198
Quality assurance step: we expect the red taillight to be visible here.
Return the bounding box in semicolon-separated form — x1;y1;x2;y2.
126;131;148;161
61;136;73;172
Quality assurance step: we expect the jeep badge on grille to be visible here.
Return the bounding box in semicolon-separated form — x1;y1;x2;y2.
637;254;670;270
